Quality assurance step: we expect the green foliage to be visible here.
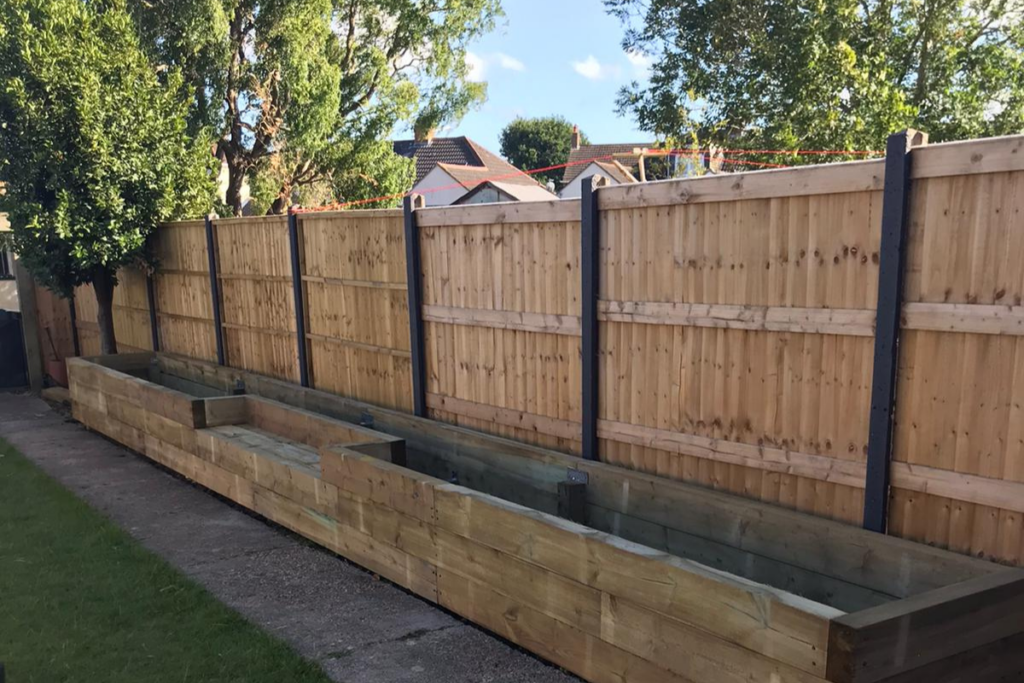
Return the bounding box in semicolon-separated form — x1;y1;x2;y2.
0;0;217;297
132;0;502;214
606;0;1024;160
500;116;589;186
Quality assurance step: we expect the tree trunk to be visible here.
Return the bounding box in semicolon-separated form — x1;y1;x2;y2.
269;194;288;215
226;161;246;217
93;267;118;355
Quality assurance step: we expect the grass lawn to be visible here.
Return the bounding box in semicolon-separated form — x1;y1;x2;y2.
0;437;333;683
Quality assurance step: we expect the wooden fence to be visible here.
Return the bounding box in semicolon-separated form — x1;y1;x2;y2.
50;132;1024;566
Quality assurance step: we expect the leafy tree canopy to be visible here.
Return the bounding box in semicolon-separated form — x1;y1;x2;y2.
606;0;1024;160
131;0;502;214
499;116;589;186
0;0;217;353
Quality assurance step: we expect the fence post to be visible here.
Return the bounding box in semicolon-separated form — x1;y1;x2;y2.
863;129;928;533
68;290;81;357
204;213;226;366
580;175;605;461
287;207;310;387
146;273;159;352
13;258;44;390
403;194;427;417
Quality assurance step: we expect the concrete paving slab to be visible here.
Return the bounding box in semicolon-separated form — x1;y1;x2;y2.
0;392;578;683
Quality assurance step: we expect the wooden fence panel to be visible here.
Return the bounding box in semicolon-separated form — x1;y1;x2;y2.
74;266;151;355
111;267;152;352
214;216;298;382
48;133;1024;565
34;283;75;361
891;151;1024;564
301;210;412;411
153;220;216;361
418;200;584;454
596;164;886;524
73;283;100;355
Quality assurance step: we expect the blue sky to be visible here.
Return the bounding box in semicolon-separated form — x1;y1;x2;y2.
418;0;653;155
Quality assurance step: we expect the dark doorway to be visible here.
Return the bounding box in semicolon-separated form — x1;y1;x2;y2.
0;310;28;388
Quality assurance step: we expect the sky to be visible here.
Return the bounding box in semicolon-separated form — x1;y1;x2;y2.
405;0;654;155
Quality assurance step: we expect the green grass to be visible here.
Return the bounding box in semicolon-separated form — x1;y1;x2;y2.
0;438;333;683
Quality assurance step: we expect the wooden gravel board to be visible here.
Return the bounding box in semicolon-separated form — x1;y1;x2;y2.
433;484;838;677
436;569;693;683
320;447;437;525
75;355;1024;683
145;354;997;599
868;631;1024;683
577;463;998;600
586;506;893;612
826;569;1024;683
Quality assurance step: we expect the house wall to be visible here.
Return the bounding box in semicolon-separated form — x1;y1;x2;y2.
558;162;624;199
412;167;470;207
0;280;18;312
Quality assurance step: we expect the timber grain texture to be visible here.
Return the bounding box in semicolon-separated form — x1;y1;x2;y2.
67;353;1024;683
54;133;1024;565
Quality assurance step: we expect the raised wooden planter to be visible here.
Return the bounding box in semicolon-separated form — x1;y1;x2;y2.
67;353;1024;683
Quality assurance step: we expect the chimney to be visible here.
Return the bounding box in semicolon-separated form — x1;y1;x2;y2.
414;124;437;144
570;124;581;150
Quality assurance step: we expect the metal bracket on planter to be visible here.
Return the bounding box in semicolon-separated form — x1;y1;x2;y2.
359;411;374;429
566;468;589;485
231;379;246;396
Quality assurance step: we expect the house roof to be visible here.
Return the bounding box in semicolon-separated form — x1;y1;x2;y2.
394;136;539;188
454;180;557;204
562;143;653;185
593;160;637;185
435;161;542;190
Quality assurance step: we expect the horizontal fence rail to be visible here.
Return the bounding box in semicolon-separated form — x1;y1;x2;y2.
51;132;1024;566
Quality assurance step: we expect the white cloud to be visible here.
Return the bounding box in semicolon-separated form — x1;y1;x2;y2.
465;51;486;82
496;53;525;72
572;55;620;81
465;51;526;81
625;50;653;77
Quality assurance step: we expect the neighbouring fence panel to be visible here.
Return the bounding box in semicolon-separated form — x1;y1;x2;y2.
34;283;75;361
74;267;152;355
214;216;298;382
301;210;413;412
890;137;1024;564
595;161;886;524
153;220;217;361
418;201;584;454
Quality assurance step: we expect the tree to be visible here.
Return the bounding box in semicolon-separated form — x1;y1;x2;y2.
131;0;502;215
606;0;1024;160
500;116;589;186
0;0;217;354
